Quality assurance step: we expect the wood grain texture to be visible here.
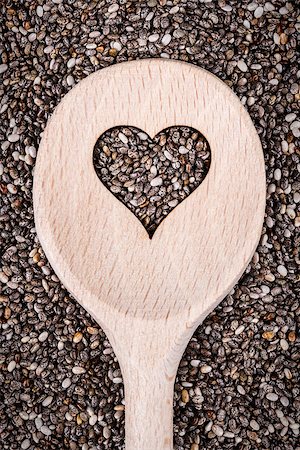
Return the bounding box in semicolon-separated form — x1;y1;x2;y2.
33;59;266;449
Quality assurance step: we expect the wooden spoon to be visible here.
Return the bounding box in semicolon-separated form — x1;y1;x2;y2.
33;59;266;449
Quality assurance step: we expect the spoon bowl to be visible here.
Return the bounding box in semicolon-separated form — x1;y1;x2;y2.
33;59;266;449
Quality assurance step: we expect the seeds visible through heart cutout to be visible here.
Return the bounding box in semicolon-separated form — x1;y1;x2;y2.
93;126;211;238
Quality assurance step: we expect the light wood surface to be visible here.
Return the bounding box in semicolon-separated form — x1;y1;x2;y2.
33;59;266;449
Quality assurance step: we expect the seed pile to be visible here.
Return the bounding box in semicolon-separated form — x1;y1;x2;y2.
93;126;210;236
0;1;300;450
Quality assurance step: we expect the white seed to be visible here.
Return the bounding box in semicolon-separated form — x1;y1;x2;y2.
150;176;163;187
265;273;275;282
8;133;20;143
67;75;75;86
21;439;31;450
237;385;246;395
7;184;17;194
274;168;281;180
42;396;53;407
0;272;9;283
248;2;258;12
285;113;297;122
28;146;36;158
221;5;232;12
179;145;189;154
170;6;179;13
40;425;51;436
164;150;173;161
237;60;248;72
280;339;289;351
28;33;36;42
35;417;43;430
7;360;16;372
108;3;119;13
62;378;71;389
235;325;245;335
89;31;101;38
161;34;171;46
112;41;122;51
67;58;76;69
200;365;212;374
72;366;86;374
266;392;279;401
103;426;111;439
113;377;123;384
254;6;264;18
137;132;148;140
290;120;300;130
19;412;29;420
150;166;157;176
212;424;224;436
149;34;159;43
191;359;200;367
168;199;178;208
265;2;275;12
0;64;8;74
36;5;44;17
118;132;128;144
250;419;260;430
89;415;97;426
38;331;49;342
277;265;287;277
280;396;289;407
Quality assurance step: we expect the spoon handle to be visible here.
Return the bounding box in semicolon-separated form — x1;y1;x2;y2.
110;317;191;450
123;364;174;450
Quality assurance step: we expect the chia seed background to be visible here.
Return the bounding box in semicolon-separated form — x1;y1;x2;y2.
0;1;299;449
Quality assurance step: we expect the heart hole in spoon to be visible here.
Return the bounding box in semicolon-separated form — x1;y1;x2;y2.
93;126;211;238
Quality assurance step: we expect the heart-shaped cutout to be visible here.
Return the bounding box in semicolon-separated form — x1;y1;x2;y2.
93;126;211;238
